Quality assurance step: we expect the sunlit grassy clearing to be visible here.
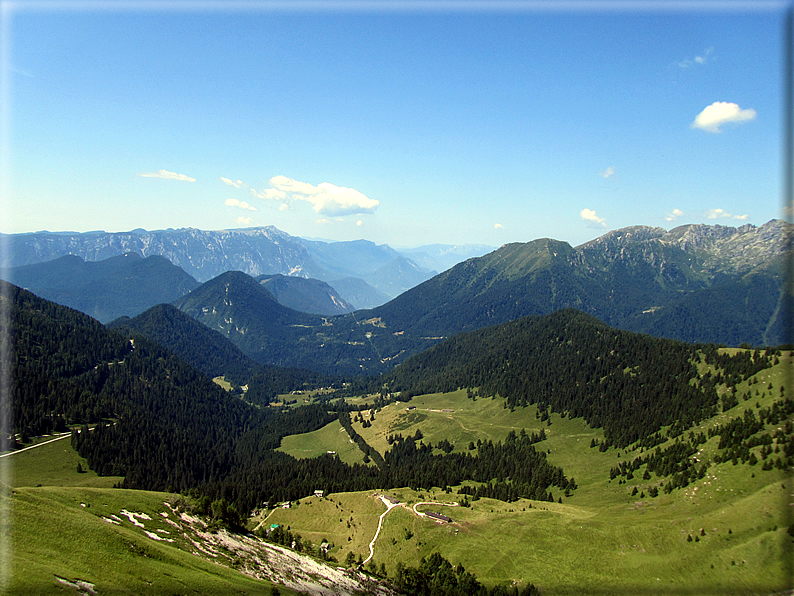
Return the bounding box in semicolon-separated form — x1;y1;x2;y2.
277;418;364;466
3;435;122;489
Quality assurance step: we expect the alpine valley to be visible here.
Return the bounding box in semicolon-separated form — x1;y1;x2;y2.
2;219;792;596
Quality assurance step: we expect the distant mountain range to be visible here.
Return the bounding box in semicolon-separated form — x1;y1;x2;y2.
149;219;790;376
1;226;494;309
2;220;789;377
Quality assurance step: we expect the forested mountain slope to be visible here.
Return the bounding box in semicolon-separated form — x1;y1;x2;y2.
0;252;199;323
109;303;338;406
382;309;775;448
5;282;576;514
364;219;791;348
256;274;354;316
169;270;441;375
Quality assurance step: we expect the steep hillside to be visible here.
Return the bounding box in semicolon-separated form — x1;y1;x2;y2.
327;276;392;310
109;303;338;405
257;274;355;316
363;219;791;347
366;256;438;298
108;303;259;379
0;252;199;323
381;309;775;447
169;271;398;374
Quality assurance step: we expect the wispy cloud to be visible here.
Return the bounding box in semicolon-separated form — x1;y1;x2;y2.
138;169;196;182
252;175;379;216
494;223;505;230
678;47;715;69
237;216;254;226
706;208;748;220
598;166;615;179
691;102;756;133
665;208;684;222
221;177;246;188
10;64;34;78
356;220;364;227
251;187;287;200
580;208;606;228
225;198;257;211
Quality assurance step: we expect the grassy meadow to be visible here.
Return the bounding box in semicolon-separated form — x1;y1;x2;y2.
271;350;793;594
277;418;365;466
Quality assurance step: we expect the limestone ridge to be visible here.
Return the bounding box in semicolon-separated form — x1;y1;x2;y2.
576;219;789;276
1;226;438;307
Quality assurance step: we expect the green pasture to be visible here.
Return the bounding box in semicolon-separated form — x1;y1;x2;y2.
262;491;387;564
268;351;792;594
4;486;290;595
5;349;790;595
2;434;122;489
277;419;365;466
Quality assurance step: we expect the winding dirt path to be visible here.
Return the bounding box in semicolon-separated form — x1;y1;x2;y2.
363;497;461;566
412;501;459;517
363;495;400;565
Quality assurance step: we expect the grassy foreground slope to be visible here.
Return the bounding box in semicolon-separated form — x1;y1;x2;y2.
2;436;393;595
5;486;287;595
272;350;793;595
2;438;288;595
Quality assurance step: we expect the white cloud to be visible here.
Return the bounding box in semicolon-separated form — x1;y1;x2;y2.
356;220;364;227
237;216;254;226
494;223;505;230
221;177;246;188
225;198;257;211
251;187;288;200
706;208;749;220
580;208;607;228
598;166;615;179
259;175;379;216
279;203;289;211
691;102;756;133
665;208;684;222
679;47;714;68
138;169;196;182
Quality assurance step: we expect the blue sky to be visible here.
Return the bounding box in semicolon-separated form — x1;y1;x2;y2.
3;1;788;248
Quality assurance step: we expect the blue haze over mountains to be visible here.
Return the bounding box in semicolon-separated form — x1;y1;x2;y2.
1;226;490;311
1;219;790;377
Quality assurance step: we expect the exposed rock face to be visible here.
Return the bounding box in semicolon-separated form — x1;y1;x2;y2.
1;226;437;306
575;219;790;277
2;227;321;282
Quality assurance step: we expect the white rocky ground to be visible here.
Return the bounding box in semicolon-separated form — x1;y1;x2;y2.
106;500;399;596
